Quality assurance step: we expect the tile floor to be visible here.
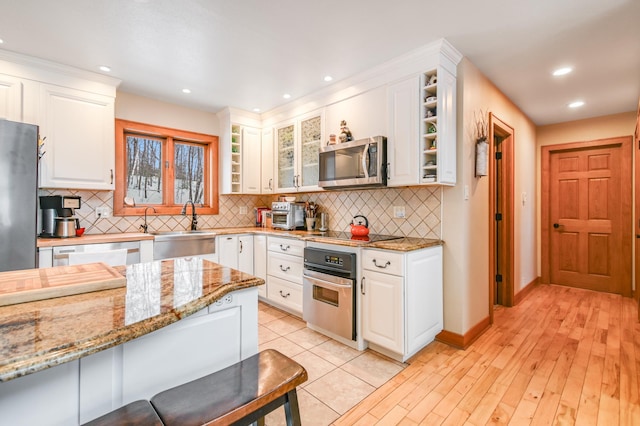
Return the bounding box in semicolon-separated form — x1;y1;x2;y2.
258;302;406;426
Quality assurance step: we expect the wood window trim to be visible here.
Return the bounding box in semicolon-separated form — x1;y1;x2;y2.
114;119;219;216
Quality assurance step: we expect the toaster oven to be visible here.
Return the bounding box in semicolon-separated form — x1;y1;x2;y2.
271;202;305;230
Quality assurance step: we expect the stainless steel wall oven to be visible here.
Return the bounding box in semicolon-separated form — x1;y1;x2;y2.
303;247;357;341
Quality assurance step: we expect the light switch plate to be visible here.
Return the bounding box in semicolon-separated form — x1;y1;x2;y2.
95;206;111;219
393;206;406;218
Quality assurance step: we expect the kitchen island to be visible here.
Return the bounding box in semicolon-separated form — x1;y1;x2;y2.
0;259;263;425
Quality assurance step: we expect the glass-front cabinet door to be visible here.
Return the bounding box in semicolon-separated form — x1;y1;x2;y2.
274;112;323;192
276;122;296;191
299;115;321;189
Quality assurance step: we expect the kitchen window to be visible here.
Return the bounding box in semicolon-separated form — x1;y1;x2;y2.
114;119;219;216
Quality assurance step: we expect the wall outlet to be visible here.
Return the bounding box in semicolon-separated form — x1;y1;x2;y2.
95;206;111;219
239;206;247;214
393;205;406;218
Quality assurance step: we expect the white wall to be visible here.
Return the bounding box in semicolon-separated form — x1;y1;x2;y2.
442;58;537;335
115;91;220;135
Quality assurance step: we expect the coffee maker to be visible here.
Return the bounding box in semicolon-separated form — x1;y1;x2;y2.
39;195;81;237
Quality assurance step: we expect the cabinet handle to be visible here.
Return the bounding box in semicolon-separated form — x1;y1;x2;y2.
279;244;290;251
279;265;291;272
386;163;390;180
361;277;365;295
269;178;273;190
372;259;391;269
239;240;243;253
110;169;114;185
279;290;290;298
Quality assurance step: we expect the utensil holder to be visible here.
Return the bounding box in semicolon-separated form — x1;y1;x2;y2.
306;218;315;231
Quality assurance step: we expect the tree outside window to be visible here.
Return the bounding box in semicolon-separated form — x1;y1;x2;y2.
114;119;219;216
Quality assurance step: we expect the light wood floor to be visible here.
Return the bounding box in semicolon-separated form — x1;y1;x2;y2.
334;284;640;425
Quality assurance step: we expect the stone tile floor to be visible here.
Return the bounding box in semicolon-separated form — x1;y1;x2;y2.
258;302;406;426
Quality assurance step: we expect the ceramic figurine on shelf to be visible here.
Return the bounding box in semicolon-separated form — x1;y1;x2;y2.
339;120;353;143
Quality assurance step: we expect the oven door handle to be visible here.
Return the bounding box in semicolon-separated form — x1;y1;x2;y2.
304;269;353;287
305;275;353;291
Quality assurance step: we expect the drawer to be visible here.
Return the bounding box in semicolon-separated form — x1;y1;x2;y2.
362;249;404;276
268;251;303;284
267;236;305;257
267;276;302;314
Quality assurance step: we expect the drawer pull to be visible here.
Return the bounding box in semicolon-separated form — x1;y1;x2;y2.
361;277;366;295
372;259;391;269
279;244;290;251
279;290;291;298
279;265;291;272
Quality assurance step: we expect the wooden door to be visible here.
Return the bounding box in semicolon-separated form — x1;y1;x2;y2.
542;137;632;296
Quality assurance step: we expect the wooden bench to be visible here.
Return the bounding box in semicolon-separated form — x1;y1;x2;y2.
82;400;163;426
82;349;308;426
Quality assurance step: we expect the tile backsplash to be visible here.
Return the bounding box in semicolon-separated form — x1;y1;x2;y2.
40;186;441;239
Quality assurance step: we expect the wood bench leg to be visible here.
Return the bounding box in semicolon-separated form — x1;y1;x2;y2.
283;389;302;426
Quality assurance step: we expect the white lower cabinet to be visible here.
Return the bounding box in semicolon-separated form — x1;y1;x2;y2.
253;235;267;298
265;236;304;315
361;268;404;354
39;240;149;268
267;275;303;314
361;245;443;362
217;234;253;275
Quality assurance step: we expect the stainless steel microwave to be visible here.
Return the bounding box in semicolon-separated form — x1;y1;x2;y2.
318;136;387;189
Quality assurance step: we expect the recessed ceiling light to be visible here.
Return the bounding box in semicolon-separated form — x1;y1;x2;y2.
553;67;573;76
253;108;261;112
323;75;333;82
182;88;191;94
568;100;584;108
0;39;4;44
283;93;291;99
99;65;111;72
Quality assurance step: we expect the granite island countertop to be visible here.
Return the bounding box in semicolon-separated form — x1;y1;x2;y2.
0;259;264;382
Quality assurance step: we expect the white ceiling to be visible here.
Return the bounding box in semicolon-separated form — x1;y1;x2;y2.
0;0;638;125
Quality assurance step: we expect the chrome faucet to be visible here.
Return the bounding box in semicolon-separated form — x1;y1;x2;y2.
181;200;198;230
140;206;157;233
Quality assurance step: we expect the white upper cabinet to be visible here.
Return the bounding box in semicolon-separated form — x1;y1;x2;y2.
324;87;387;145
218;108;273;195
419;66;457;185
261;128;274;193
242;126;261;194
39;84;115;189
264;39;460;189
0;52;120;190
274;111;323;193
387;76;420;187
0;73;24;122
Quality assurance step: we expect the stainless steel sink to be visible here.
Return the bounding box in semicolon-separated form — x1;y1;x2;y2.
151;230;216;260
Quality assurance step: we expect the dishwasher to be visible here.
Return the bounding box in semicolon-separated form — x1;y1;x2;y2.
52;241;140;266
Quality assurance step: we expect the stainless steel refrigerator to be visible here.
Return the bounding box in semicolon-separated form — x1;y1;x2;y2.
0;119;39;272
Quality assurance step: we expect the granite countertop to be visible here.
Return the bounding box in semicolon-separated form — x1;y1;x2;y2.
36;228;442;251
213;228;443;251
0;259;263;382
37;232;154;248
